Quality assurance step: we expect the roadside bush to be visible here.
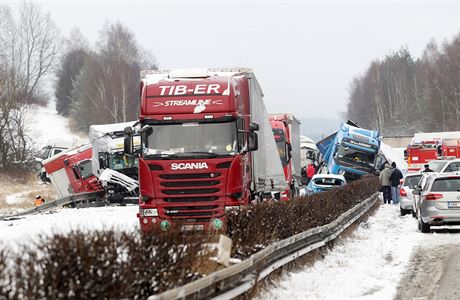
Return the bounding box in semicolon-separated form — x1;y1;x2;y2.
226;175;380;258
0;229;209;299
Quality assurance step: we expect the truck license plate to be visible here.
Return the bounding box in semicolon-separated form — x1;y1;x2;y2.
181;224;204;231
448;202;460;208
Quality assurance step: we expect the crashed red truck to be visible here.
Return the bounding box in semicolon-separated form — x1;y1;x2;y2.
124;68;287;232
269;113;302;201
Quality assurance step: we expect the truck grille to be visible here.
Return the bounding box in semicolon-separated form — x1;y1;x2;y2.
162;188;219;195
160;180;219;187
160;173;221;180
164;205;219;217
159;172;224;223
163;196;218;203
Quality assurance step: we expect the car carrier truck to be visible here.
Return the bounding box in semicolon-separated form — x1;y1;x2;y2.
316;121;381;181
269;113;301;200
124;68;287;231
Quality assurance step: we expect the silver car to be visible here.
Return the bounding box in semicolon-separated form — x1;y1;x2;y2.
414;173;460;233
399;173;422;217
412;172;438;218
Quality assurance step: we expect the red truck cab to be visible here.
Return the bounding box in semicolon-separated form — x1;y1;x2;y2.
270;117;292;200
130;68;264;232
44;145;103;197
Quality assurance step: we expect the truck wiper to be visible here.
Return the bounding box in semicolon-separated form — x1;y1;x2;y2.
145;153;181;159
181;151;220;158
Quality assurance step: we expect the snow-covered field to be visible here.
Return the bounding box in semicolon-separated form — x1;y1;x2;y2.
0;205;139;250
258;204;460;300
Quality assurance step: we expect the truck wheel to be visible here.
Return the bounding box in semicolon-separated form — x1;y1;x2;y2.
400;207;407;216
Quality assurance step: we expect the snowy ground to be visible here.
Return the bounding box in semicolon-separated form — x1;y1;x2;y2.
28;100;86;148
258;203;460;300
0;205;139;250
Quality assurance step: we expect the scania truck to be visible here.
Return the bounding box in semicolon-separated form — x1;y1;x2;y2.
269;113;301;200
124;68;286;231
316;121;381;181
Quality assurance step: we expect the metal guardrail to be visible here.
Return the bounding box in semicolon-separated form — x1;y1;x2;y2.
0;191;105;220
149;192;380;300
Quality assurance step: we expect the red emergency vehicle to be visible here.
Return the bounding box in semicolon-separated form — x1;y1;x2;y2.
406;132;460;172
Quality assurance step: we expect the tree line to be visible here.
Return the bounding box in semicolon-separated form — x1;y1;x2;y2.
347;32;460;136
0;2;155;171
55;24;156;132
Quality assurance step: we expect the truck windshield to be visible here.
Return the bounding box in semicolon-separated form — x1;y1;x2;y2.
273;129;288;167
337;145;376;166
143;122;237;157
109;154;138;170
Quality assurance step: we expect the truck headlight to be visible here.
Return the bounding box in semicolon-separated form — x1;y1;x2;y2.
143;208;158;217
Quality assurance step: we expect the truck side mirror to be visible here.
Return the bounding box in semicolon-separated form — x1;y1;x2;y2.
250;122;259;131
124;126;134;155
248;132;258;152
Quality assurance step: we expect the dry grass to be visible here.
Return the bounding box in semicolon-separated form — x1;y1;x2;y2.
0;172;56;211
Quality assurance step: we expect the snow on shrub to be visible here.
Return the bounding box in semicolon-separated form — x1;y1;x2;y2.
226;175;380;258
0;229;209;299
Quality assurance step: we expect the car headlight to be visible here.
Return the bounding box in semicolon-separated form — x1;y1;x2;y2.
142;208;158;217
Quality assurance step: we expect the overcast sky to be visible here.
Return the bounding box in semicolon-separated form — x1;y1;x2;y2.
4;0;460;118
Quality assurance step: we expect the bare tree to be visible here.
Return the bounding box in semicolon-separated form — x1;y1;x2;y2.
0;2;59;171
68;22;156;131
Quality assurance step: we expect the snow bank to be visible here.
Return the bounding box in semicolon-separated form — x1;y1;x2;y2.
0;205;139;250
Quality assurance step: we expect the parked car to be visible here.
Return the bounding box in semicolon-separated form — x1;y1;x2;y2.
436;158;460;173
412;172;438;219
426;159;451;172
306;174;346;195
399;173;423;216
413;173;460;233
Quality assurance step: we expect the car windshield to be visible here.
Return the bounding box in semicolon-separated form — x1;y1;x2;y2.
431;177;460;192
313;177;344;186
109;153;138;170
38;146;51;160
404;175;422;187
143;122;237;157
428;160;448;172
337;145;376;166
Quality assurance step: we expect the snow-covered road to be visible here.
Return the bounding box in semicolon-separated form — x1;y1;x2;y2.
258;204;460;300
0;205;139;250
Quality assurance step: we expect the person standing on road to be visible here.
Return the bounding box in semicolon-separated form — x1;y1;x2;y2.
379;164;392;204
390;162;403;205
422;164;434;172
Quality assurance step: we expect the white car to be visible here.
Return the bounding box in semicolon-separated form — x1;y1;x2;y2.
399;173;423;216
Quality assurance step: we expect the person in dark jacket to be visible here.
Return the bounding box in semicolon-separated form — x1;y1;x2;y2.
422;164;434;172
389;162;403;204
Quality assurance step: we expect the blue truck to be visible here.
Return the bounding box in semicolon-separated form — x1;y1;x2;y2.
316;121;381;181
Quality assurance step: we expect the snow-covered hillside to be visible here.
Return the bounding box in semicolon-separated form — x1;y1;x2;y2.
28;100;86;148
